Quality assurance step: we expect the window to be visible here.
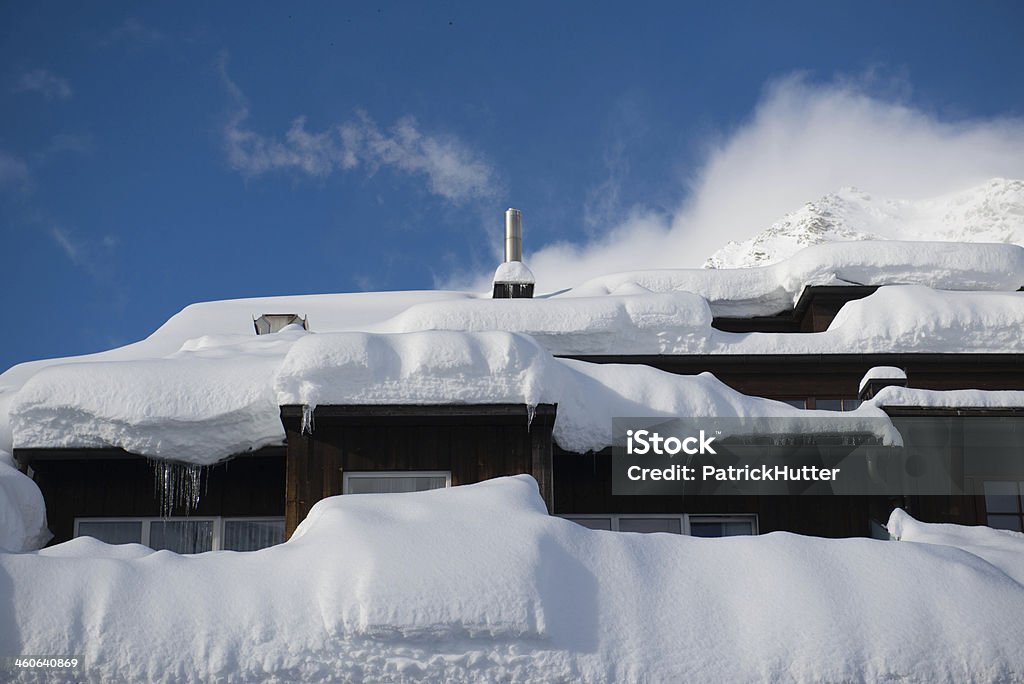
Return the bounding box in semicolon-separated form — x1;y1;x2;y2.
619;517;683;534
809;398;861;411
814;399;844;412
342;471;451;494
562;514;757;537
74;517;285;553
983;481;1024;532
687;515;758;537
150;519;213;554
77;520;142;546
781;399;807;409
223;519;285;551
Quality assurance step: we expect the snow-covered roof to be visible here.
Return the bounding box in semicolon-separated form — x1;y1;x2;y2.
2;476;1023;680
493;260;536;284
570;240;1024;317
858;366;907;393
2;240;1023;462
12;330;900;464
866;386;1024;410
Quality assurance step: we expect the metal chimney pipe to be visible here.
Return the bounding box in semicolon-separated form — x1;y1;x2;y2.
504;208;522;262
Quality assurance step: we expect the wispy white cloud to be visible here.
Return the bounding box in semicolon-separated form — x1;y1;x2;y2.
49;226;82;264
446;73;1024;292
14;69;72;100
100;17;163;47
49;226;118;277
219;56;497;203
0;150;30;188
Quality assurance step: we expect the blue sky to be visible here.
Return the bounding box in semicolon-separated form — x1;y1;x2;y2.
2;1;1024;372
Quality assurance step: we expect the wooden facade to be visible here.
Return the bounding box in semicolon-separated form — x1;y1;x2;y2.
278;404;556;537
18;447;285;545
13;285;1024;545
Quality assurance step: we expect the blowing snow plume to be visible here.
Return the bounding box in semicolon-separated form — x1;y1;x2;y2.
450;75;1024;293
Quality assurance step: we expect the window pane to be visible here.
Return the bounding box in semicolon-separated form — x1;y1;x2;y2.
565;517;613;531
987;515;1023;532
842;399;862;411
346;475;447;494
690;519;756;537
150;520;213;554
781;399;806;409
984;481;1020;513
618;518;682;534
815;399;843;412
223;520;285;551
77;521;143;545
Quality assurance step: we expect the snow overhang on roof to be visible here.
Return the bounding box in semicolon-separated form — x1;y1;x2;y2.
3;239;1024;462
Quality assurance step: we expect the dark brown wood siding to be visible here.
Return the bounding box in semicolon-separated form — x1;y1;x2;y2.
280;404;556;537
17;447;286;546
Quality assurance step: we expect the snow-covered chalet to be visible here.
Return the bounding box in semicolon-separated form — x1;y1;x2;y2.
3;208;1024;553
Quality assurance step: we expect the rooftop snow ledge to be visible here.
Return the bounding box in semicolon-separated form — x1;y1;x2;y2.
858;366;907;394
274;330;902;453
565;241;1024;317
867;386;1024;410
378;292;714;355
494;261;536;284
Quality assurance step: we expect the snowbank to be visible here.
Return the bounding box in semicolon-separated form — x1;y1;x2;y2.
1;476;1022;682
887;507;1024;585
572;241;1024;316
868;386;1024;410
0;457;50;552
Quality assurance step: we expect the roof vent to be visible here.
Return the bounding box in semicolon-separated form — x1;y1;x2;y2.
858;366;907;400
493;208;535;299
254;314;308;335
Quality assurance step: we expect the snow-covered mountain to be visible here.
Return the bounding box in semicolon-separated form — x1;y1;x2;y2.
705;178;1024;269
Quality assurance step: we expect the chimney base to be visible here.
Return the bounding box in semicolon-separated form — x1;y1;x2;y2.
493;282;535;299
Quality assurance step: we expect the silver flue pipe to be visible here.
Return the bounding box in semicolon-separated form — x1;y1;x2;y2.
504;208;522;262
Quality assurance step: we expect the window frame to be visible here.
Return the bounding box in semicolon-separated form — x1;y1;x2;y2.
980;479;1024;532
685;514;759;536
73;516;286;552
341;470;452;494
561;513;758;536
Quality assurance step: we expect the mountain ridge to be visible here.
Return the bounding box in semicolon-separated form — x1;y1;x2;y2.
704;178;1024;269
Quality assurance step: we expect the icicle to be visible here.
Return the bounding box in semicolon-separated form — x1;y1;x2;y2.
301;404;316;435
526;403;537;431
150;460;207;518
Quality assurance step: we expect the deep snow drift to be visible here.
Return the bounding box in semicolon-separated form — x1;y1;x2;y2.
0;455;49;553
1;476;1022;682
